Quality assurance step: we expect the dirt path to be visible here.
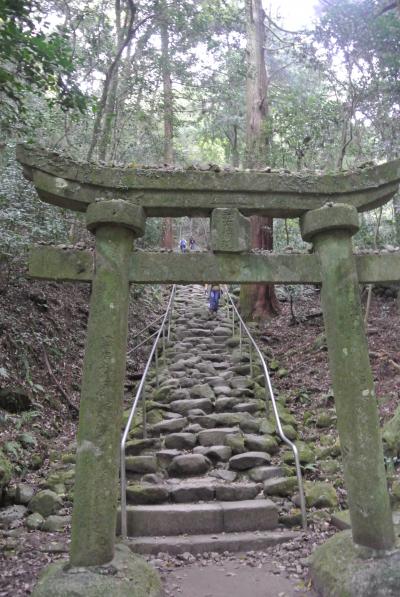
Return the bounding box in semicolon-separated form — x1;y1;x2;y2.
162;558;316;597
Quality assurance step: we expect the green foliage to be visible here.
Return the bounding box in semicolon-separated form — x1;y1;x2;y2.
0;144;73;253
0;0;87;131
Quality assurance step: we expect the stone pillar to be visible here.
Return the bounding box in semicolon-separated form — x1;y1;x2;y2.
69;200;145;567
301;203;395;551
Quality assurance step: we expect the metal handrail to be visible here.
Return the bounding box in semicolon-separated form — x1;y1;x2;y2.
224;287;307;529
120;284;176;538
128;313;166;348
128;328;160;354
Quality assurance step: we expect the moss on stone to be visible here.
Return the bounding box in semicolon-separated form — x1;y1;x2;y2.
316;412;336;428
282;442;314;465
304;481;338;508
311;530;400;597
0;449;13;488
319;459;341;475
32;543;162;597
225;434;246;455
382;405;400;457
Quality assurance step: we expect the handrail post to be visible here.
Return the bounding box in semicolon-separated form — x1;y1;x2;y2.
142;386;147;439
249;344;253;378
120;446;127;538
162;325;166;365
239;321;242;356
167;286;174;341
232;308;235;336
155;345;159;388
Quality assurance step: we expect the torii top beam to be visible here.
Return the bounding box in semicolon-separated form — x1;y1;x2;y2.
17;144;400;218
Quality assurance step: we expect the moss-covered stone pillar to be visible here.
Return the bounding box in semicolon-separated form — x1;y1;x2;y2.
301;203;395;552
69;200;145;567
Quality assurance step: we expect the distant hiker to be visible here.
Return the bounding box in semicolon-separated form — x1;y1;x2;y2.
208;283;222;315
189;236;195;251
179;238;187;253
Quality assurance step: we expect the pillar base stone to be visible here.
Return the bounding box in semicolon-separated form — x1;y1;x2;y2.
310;530;400;597
32;544;162;597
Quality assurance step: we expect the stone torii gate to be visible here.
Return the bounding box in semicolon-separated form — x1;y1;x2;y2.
17;144;400;597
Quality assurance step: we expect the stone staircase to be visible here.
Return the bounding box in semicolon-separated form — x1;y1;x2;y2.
120;285;300;554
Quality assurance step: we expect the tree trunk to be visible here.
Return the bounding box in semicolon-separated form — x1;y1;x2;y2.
161;17;174;165
87;0;137;162
231;124;240;167
393;192;400;246
98;0;122;163
240;0;279;321
160;10;174;249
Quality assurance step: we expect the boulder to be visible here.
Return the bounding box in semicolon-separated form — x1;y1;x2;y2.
209;469;237;482
263;477;298;497
28;490;63;518
198;428;239;446
42;515;70;532
230;377;254;389
168;454;210;476
126;483;169;505
316;441;341;460
215;483;261;501
26;512;44;530
304;481;338;508
259;419;275;435
225;434;246;455
190;384;215;401
202;445;232;462
125;438;161;456
281;424;298;440
150;418;188;435
169;398;213;415
215;397;240;412
213;385;233;396
319;460;341;475
0;504;27;528
229;452;271;471
164;433;197;450
153;383;180;401
248;466;284;482
170;482;215;503
16;484;35;505
156;450;182;468
125;456;158;475
282;442;314;465
279;508;303;528
244;434;278;454
233;402;259;414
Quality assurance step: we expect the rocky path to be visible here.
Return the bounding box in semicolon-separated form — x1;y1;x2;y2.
122;285;304;554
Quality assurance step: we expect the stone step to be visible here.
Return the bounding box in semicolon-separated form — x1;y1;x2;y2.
126;477;263;505
125;529;298;555
120;499;278;537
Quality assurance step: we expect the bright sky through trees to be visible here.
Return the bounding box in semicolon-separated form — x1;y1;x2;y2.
267;0;318;28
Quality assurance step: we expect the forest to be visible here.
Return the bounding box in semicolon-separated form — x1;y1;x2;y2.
0;1;400;596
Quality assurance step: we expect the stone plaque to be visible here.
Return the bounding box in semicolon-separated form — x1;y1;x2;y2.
211;208;251;253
